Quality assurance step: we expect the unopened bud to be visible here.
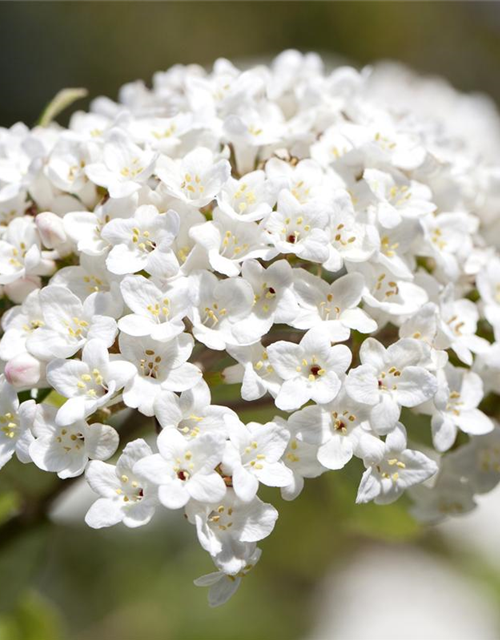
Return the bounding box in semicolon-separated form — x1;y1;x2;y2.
35;211;67;248
4;276;41;303
5;353;44;389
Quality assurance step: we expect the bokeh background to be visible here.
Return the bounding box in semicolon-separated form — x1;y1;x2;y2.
1;3;500;640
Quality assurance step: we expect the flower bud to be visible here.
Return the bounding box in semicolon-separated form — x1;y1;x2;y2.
35;211;67;249
5;353;44;389
4;276;41;303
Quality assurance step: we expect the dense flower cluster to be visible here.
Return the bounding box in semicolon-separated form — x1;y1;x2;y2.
1;50;500;606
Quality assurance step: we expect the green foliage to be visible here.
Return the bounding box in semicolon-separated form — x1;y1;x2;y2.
0;592;63;640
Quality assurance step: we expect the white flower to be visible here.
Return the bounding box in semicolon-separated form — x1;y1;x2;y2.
264;190;330;263
267;328;351;411
435;286;490;366
64;193;138;257
156;147;230;207
447;424;500;494
0;217;50;285
0;376;35;469
346;338;438;434
154;380;234;439
186;489;278;574
291;269;377;340
118;274;188;341
30;403;119;479
409;460;476;523
188;270;254;350
351;260;428;317
363;168;435;228
323;190;379;273
85;129;157;198
426;364;493;452
265;158;330;205
26;285;117;360
221;415;292;501
217;170;278;221
223;107;283;174
0;288;43;361
46;338;135;425
85;439;157;528
194;547;262;608
229;259;299;345
45;133;99;202
119;332;201;416
276;415;326;500
190;209;276;277
223;342;282;401
288;389;371;471
374;219;421;280
102;205;180;276
419;213;476;282
135;430;227;509
50;254;123;317
356;424;438;505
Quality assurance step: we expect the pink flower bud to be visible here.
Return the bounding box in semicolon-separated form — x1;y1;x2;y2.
5;353;44;389
35;211;67;249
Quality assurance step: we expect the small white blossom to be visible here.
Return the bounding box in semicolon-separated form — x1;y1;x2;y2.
356;424;438;504
85;439;157;528
30;403;119;479
267;328;351;411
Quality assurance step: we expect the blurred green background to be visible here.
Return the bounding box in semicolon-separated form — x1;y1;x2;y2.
1;2;500;640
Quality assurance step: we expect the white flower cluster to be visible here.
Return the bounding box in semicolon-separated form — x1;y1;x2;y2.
1;50;500;607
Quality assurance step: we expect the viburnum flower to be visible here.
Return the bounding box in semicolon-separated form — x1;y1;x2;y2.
356;424;438;505
102;205;180;276
423;364;494;452
85;439;157;529
289;389;371;470
221;415;293;501
46;338;135;425
118;273;189;341
345;338;438;434
0;217;53;285
186;489;278;574
156;147;231;207
154;380;235;439
267;328;351;411
0;375;35;469
291;269;377;340
135;429;227;509
188;270;255;350
25;285;117;360
190;209;276;277
264;190;330;263
30;403;119;479
85;128;157;198
194;547;262;608
222;342;282;401
119;332;201;416
2;50;500;607
217;170;278;221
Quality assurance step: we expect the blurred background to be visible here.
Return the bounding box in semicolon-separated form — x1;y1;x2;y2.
2;2;500;639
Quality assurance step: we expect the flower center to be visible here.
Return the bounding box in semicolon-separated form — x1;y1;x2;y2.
140;349;163;379
208;504;234;531
132;227;156;253
0;412;18;439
